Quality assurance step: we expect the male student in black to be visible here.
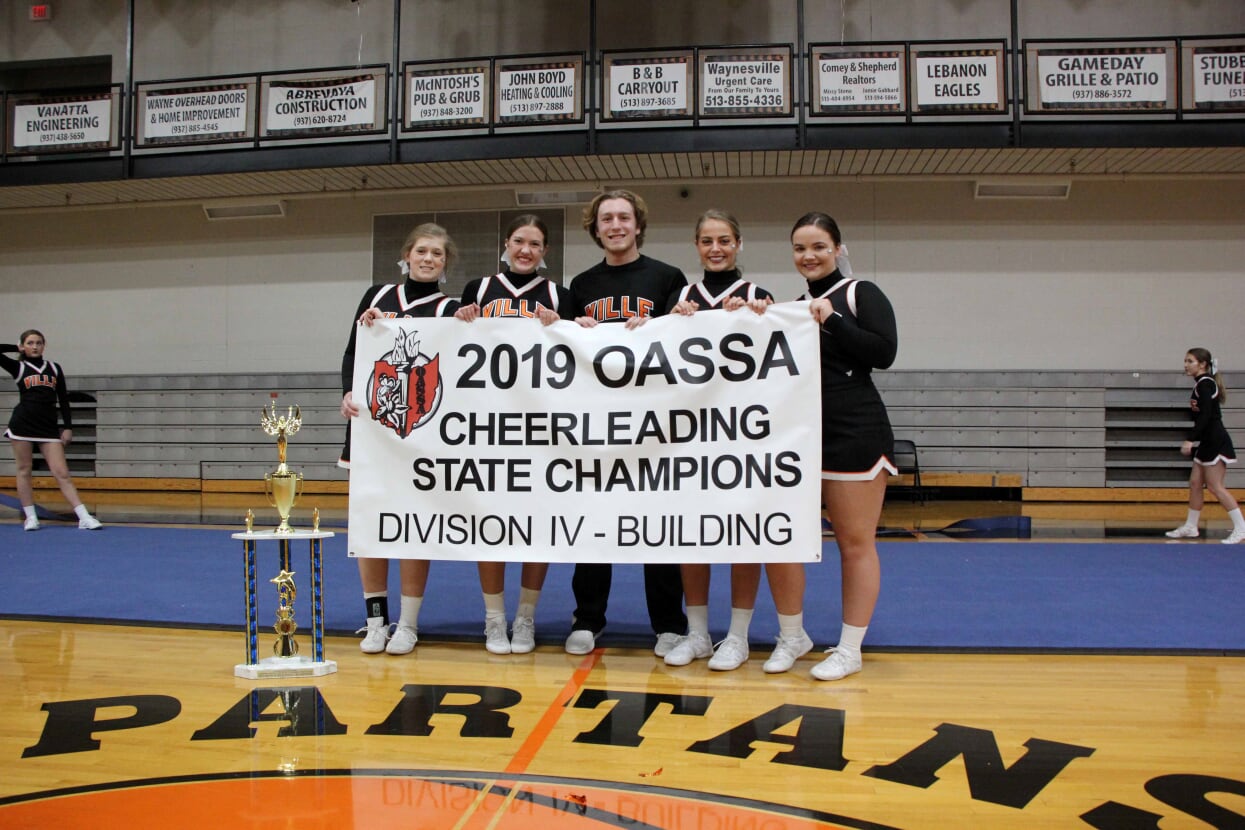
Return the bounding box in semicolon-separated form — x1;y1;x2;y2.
563;189;687;656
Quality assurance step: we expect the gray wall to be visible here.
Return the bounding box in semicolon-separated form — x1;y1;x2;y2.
1;1;1243;376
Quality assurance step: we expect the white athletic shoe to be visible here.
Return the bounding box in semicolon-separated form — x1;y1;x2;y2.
811;648;862;681
485;617;511;654
78;515;102;530
565;629;597;655
707;634;750;671
653;631;682;657
763;630;814;673
1165;525;1199;539
358;620;390;654
511;616;536;654
23;516;40;532
385;624;418;655
1222;527;1245;545
663;631;713;666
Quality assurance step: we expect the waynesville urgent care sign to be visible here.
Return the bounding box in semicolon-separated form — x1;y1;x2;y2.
347;302;823;564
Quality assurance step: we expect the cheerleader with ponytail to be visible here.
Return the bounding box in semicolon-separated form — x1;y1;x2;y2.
1166;347;1245;543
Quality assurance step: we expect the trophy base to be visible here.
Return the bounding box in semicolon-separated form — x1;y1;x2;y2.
234;655;338;680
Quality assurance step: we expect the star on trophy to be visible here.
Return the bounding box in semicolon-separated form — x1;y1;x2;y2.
271;569;299;657
261;401;304;533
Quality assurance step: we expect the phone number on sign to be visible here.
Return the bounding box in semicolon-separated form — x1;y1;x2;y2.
506;101;567;114
417;106;478;119
1072;88;1135;100
169;122;220;135
619;96;680;109
294;113;348;127
704;93;784;108
39;132;87;143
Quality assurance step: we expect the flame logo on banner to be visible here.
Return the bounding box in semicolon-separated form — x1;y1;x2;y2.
368;329;442;438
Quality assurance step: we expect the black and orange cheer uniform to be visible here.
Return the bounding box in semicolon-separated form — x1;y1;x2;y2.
666;268;773;312
461;270;576;321
1187;373;1236;466
1;345;72;442
799;271;899;480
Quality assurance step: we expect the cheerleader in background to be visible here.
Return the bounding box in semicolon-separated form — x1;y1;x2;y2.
1165;347;1245;544
2;330;102;531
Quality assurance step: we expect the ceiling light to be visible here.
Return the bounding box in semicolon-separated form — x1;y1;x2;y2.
515;189;600;206
974;180;1071;200
203;199;287;220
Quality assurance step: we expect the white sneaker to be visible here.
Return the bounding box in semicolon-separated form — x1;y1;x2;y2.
78;515;102;530
511;616;536;653
385;624;418;655
663;631;713;666
24;515;39;532
763;630;814;673
654;631;682;657
707;634;750;671
565;629;596;655
811;648;862;681
1165;525;1199;538
357;621;390;654
485;617;511;654
1222;527;1245;544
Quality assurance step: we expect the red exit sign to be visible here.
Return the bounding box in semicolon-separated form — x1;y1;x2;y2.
30;4;52;21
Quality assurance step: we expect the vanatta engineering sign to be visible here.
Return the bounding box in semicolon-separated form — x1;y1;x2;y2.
10;93;114;153
347;304;823;563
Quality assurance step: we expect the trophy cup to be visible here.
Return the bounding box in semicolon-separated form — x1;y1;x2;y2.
261;401;304;533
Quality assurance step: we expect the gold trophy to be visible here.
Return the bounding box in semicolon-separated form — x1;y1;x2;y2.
261;401;304;534
271;569;299;657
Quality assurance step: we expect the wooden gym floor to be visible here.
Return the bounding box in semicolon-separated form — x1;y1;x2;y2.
1;487;1243;828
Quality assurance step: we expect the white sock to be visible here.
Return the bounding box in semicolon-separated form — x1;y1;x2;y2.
727;607;753;640
74;504;92;520
483;591;506;620
836;622;869;658
1184;508;1201;528
23;505;37;520
685;604;709;636
777;612;804;640
517;587;540;620
1229;508;1245;532
398;595;423;629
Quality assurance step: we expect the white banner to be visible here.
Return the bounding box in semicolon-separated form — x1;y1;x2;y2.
914;53;1000;107
701;57;787;112
1038;50;1168;107
143;86;249;140
266;77;375;131
347;303;823;564
12;97;111;150
408;70;487;125
1192;48;1245;105
817;52;904;109
496;65;577;119
609;61;688;114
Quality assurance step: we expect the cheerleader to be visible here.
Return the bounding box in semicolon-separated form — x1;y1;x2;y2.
661;210;810;673
340;223;460;655
748;213;898;680
1165;348;1245;544
455;214;575;654
3;330;101;530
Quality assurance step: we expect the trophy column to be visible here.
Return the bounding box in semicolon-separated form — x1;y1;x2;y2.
233;529;337;679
